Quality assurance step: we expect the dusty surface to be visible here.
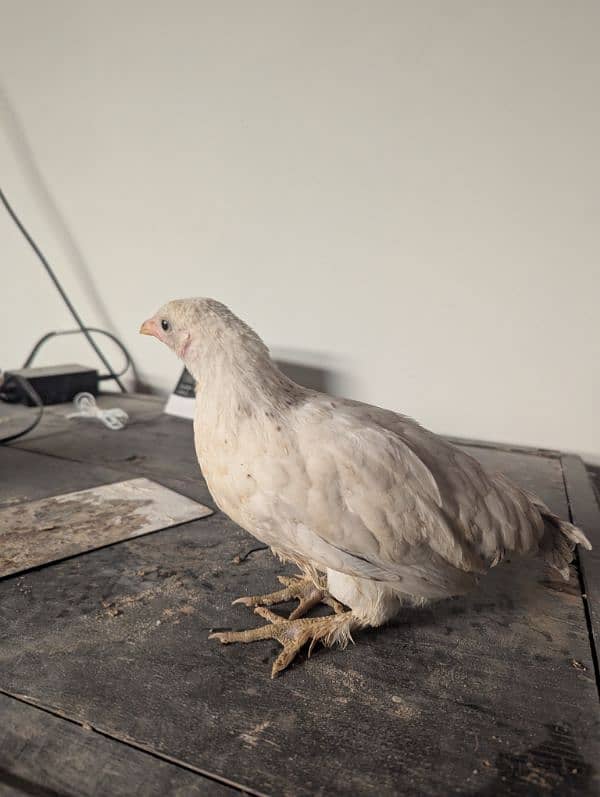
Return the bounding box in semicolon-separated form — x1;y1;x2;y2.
0;410;598;796
0;477;211;577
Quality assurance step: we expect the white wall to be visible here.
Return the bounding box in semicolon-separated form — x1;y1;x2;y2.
1;1;599;460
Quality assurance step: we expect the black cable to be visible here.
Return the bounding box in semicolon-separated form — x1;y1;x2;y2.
0;186;127;392
24;328;133;380
0;375;44;444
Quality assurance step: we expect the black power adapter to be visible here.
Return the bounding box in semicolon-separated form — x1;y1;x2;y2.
3;365;98;406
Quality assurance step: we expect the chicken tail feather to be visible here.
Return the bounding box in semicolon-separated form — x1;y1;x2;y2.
538;509;592;580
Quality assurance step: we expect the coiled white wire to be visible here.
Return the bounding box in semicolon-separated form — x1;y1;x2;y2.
68;392;128;431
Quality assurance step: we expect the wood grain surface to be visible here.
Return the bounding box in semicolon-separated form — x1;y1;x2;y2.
1;399;598;796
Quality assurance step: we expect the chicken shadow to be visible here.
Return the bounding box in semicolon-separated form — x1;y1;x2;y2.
363;557;559;645
272;347;359;399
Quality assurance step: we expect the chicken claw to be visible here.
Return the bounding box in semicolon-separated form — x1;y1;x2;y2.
209;606;357;678
232;575;345;620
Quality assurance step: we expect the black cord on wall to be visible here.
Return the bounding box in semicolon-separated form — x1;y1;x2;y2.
24;328;133;380
0;186;128;392
0;185;137;444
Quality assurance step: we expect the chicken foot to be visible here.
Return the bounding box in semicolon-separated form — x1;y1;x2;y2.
232;574;345;620
209;606;358;677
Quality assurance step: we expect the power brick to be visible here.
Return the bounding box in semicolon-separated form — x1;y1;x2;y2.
3;365;98;406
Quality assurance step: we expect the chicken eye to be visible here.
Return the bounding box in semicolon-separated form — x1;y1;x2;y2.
161;319;170;332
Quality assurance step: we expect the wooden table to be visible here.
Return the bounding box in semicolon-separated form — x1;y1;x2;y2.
1;394;599;796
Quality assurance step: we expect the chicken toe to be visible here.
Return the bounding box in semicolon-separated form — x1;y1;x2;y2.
209;605;357;677
232;575;345;620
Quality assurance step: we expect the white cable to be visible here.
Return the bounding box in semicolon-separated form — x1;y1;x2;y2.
67;392;128;431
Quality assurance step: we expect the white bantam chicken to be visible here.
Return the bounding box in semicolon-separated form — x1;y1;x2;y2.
140;298;591;677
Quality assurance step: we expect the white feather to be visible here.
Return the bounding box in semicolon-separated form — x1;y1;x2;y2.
151;298;591;627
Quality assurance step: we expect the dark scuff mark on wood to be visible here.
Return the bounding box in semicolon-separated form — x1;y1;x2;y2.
475;723;594;795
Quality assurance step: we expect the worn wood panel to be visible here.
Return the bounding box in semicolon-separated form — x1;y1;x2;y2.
47;392;164;420
0;444;216;519
0;447;128;508
0;401;64;445
14;413;201;484
562;454;600;691
0;693;240;797
0;478;211;578
1;428;598;796
0;393;162;446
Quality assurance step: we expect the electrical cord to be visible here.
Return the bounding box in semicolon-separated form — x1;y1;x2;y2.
23;328;133;380
0;374;44;444
0;185;127;392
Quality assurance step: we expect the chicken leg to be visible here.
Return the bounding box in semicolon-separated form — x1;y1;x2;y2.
209;606;358;678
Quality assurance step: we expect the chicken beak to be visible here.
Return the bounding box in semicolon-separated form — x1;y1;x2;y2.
139;319;158;338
